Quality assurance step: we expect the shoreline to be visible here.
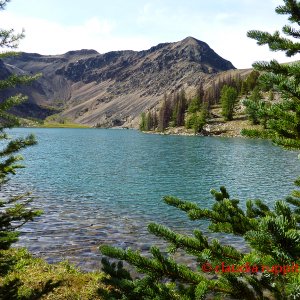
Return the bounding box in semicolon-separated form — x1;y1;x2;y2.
142;117;261;138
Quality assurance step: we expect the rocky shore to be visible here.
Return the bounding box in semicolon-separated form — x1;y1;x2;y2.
144;114;260;138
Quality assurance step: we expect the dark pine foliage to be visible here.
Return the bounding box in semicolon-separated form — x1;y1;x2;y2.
243;0;300;149
99;183;300;299
0;0;42;251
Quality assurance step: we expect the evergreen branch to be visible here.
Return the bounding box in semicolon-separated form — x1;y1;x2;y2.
0;106;25;127
240;276;265;300
241;128;275;140
163;196;200;213
247;30;300;56
0;135;37;157
272;136;300;149
100;247;253;298
253;60;300;82
0;1;42;253
255;70;300;101
100;245;208;285
287;195;300;206
274;200;294;221
7;192;32;204
0;28;24;49
164;193;257;235
0;0;9;11
246;199;274;218
283;24;300;38
4;205;43;230
0;192;43;233
0;74;40;90
210;186;230;201
293;176;300;187
0;155;24;182
147;223;242;262
0;94;28;111
218;274;261;300
148;223;209;254
252;60;287;74
276;0;300;25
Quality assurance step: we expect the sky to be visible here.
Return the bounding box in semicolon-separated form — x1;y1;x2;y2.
1;0;299;68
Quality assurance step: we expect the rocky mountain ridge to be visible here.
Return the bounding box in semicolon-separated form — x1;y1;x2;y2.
1;37;237;127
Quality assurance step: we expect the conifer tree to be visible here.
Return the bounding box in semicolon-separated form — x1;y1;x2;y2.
187;95;201;114
186;104;208;134
220;85;238;121
146;111;152;131
139;112;147;131
234;74;243;95
152;111;158;130
243;87;264;125
158;94;172;131
243;0;300;148
100;181;300;299
0;0;41;250
197;82;205;105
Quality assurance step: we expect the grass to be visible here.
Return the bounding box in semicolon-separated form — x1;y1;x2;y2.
0;248;106;299
40;122;90;128
19;116;91;129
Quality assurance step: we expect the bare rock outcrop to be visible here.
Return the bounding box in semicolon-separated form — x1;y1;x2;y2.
2;37;236;127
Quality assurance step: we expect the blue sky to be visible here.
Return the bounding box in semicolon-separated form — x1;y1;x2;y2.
2;0;299;68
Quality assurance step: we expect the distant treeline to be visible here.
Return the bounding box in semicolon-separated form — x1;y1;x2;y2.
140;70;260;133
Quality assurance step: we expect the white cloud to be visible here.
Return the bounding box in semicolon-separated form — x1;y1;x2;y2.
82;17;115;35
214;13;237;22
0;11;151;55
1;5;299;69
208;31;296;69
137;2;169;25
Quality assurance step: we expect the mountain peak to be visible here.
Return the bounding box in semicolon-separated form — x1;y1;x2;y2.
3;38;235;127
177;36;210;49
169;36;235;70
181;36;200;45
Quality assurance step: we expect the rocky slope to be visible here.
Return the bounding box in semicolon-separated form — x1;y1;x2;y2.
1;37;236;127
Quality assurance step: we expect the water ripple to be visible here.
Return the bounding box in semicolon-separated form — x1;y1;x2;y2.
4;128;300;270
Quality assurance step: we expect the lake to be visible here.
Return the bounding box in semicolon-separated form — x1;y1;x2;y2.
6;128;300;270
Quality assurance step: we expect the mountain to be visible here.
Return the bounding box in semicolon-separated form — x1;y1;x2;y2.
1;37;236;127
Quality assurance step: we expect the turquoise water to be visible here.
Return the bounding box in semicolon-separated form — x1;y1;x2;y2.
6;128;300;270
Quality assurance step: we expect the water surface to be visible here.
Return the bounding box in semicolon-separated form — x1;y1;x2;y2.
6;128;300;270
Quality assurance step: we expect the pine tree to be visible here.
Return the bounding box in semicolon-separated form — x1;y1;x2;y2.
170;92;180;127
158;94;172;131
186;104;208;134
0;0;42;250
243;0;300;148
220;85;238;121
241;81;248;96
99;182;300;299
197;82;205;105
234;74;243;94
243;87;264;125
177;89;187;126
139;112;147;131
187;95;201;114
152;111;158;130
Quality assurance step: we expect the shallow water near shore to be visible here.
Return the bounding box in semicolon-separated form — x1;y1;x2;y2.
6;128;300;270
